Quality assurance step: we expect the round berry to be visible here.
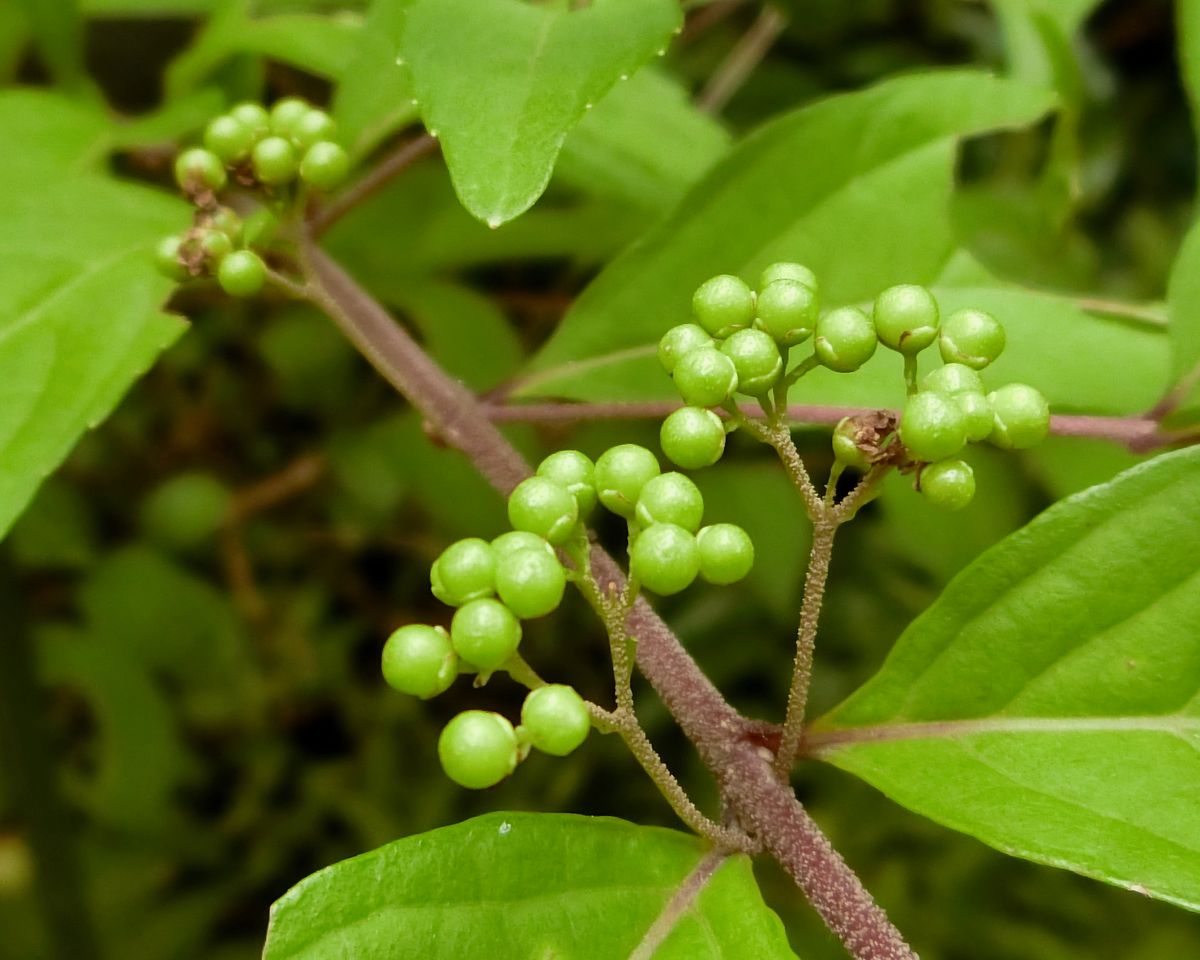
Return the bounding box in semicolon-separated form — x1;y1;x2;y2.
874;284;940;355
660;407;725;470
300;141;350;191
203;114;255;163
251;136;299;185
754;279;818;346
759;261;817;293
174;147;227;193
721;328;783;396
521;685;590;756
210;207;243;243
381;624;457;699
141;472;230;549
229;101;270;138
594;444;660;518
217;250;266;297
695;523;754;585
494;547;566;619
198;228;233;263
815;306;877;373
919;459;976;511
635;472;705;532
507;476;579;544
673;346;738;407
956;391;994;443
658;323;713;374
293;109;337;150
438;711;519;789
922;362;983;396
450;598;522;671
832;417;871;470
431;538;495;606
940;308;1005;369
987;383;1050;450
536;450;596;517
692;274;755;337
269;97;311;138
900;392;968;462
630;523;700;596
491;531;555;561
243;207;280;247
155;235;189;281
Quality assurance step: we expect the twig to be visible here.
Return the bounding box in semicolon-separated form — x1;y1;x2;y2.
697;4;789;114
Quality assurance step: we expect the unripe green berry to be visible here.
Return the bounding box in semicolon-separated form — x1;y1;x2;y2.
755;279;818;346
874;284;939;355
300;141;350;191
900;392;968;462
141;472;230;549
630;523;700;596
987;383;1050;450
491;531;555;561
507;476;579;544
431;537;495;606
229;102;270;138
381;624;457;699
243;207;280;247
438;710;519;789
521;685;590;756
919;459;976;511
217;250;266;297
494;547;566;619
536;450;596;517
450;598;522;671
815;306;877;373
594;444;660;518
269;97;311;138
155;235;189;281
759;261;817;293
198;228;234;263
673;346;738;407
293;109;337;150
956;391;994;443
210;207;243;243
251;136;298;185
658;323;713;374
721;328;783;396
832;417;871;470
695;523;754;585
692;274;755;337
940;308;1005;369
635;472;705;532
203;114;255;163
174;147;227;193
660;406;725;470
922;362;983;396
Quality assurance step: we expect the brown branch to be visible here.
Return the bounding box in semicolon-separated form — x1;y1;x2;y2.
697;4;789;114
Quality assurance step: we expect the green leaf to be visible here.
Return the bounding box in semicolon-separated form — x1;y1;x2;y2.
1180;0;1200;175
264;812;797;959
399;0;682;225
1167;218;1200;385
2;89;110;172
815;445;1200;910
14;0;85;90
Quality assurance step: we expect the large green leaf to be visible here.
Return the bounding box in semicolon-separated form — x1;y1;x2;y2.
399;0;681;225
1167;218;1200;385
1179;0;1200;175
264;812;797;959
814;445;1200;910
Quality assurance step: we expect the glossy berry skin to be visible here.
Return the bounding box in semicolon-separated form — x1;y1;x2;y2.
198;229;234;263
300;141;350;191
381;624;457;699
174;148;227;193
450;598;522;671
432;538;495;606
229;102;270;137
155;235;189;281
815;307;877;373
956;391;994;443
536;450;596;517
491;531;555;561
754;279;818;346
251;136;299;185
759;261;817;293
721;328;783;396
873;284;940;354
922;362;983;396
692;274;755;337
695;523;754;585
630;523;700;596
987;383;1049;449
494;547;566;619
203;114;255;163
832;417;871;470
940;308;1005;369
269;97;311;138
635;472;705;532
660;407;725;470
900;392;968;462
293;109;337;150
919;459;976;511
594;444;660;518
210;207;243;243
521;685;590;756
657;323;712;374
673;346;738;407
217;250;266;297
438;711;519;789
507;476;579;544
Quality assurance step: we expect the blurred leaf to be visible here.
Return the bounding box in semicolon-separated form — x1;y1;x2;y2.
13;0;85;90
2;89;110;172
818;446;1200;910
259;307;359;412
111;88;228;148
1026;435;1143;499
264;812;797;959
1179;0;1200;174
8;478;96;569
1166;217;1200;386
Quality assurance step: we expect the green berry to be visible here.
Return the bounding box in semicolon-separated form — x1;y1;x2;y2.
956;391;994;443
759;261;817;293
630;523;700;596
269;97;311;138
229;102;270;138
635;472;705;532
660;407;725;470
174;147;227;193
491;531;555;561
251;136;298;185
692;274;755;337
721;328;783;396
507;476;579;544
832;417;871;470
210;207;243;243
450;598;522;671
217;250;266;297
438;711;519;789
922;362;983;396
919;459;976;511
940;308;1005;369
658;323;713;374
299;141;350;191
381;624;457;699
431;538;495;606
536;450;596;517
198;228;234;264
203;114;255;163
594;444;661;518
673;346;738;407
141;472;230;549
987;383;1050;450
243;208;280;247
873;284;939;355
155;235;189;281
293;109;337;150
815;306;877;373
754;279;818;346
495;547;566;619
900;392;968;462
521;685;590;756
695;523;754;585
